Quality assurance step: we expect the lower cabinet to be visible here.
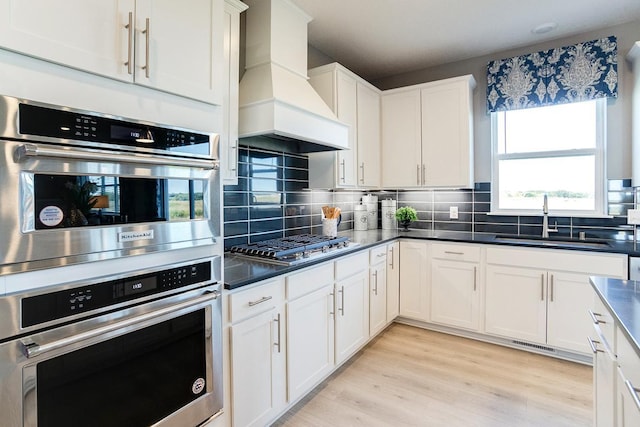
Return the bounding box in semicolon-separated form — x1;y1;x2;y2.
429;243;481;331
386;241;400;322
286;264;335;403
590;324;616;427
369;246;388;336
335;252;370;365
229;278;286;427
399;240;429;321
485;246;626;354
616;326;640;427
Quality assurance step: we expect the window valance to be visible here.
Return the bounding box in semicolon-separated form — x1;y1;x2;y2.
487;36;617;113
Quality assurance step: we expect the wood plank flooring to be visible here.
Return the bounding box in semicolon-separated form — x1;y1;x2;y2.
272;323;592;427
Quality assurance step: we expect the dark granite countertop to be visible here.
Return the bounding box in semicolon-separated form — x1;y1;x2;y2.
590;276;640;358
224;229;640;290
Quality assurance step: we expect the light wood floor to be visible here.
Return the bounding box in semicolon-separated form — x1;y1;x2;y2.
272;323;592;427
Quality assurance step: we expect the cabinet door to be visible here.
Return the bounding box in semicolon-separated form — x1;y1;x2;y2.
287;285;335;402
231;309;286;427
369;262;387;336
356;82;380;187
386;242;400;323
485;265;547;344
590;333;616;427
134;0;223;104
399;241;429;321
430;259;480;331
335;270;369;364
420;78;473;188
381;89;422;187
0;0;134;81
221;0;245;184
546;271;593;354
335;71;358;187
617;367;640;427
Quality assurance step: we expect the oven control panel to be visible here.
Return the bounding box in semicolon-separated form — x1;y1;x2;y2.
22;261;212;328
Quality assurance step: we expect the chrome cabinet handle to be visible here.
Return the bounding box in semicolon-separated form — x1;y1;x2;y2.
587;337;604;354
376;253;386;259
273;312;281;353
389;247;394;268
540;274;545;301
248;295;272;307
124;11;133;75
20;290;219;358
15;142;219;170
588;310;606;324
372;271;378;295
550;274;554;302
142;17;150;78
339;286;345;316
473;266;477;291
625;380;640;411
444;251;464;255
416;165;420;185
422;163;426;185
360;162;365;184
229;139;238;172
340;159;346;183
329;291;335;315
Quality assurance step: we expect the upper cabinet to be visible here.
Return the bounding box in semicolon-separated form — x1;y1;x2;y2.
0;0;224;104
308;63;381;188
222;0;248;184
382;75;475;188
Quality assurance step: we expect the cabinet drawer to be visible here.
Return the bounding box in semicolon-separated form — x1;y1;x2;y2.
616;327;640;385
369;245;387;264
287;262;334;300
431;243;480;262
229;278;285;323
335;251;369;281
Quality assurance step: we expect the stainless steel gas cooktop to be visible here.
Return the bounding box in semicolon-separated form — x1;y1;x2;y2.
229;234;355;265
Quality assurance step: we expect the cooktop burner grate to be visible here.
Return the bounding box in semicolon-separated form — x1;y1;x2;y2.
229;234;350;262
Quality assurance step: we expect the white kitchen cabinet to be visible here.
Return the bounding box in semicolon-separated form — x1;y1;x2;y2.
369;246;388;336
229;278;286;427
399;240;429;321
308;63;381;188
616;326;640;427
221;0;248;184
386;241;400;323
485;247;627;354
0;0;224;104
429;243;481;331
589;303;617;427
381;75;475;188
335;252;370;365
286;263;335;403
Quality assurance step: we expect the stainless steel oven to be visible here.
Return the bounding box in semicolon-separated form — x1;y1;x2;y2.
0;95;221;275
0;257;223;427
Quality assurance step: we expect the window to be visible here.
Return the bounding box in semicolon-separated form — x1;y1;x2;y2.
491;99;606;216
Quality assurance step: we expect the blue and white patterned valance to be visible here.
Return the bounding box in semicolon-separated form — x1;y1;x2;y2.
487;36;618;113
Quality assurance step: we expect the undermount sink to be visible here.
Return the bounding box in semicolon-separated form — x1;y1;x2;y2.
493;236;611;250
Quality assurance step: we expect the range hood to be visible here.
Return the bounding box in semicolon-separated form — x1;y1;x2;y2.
238;0;349;153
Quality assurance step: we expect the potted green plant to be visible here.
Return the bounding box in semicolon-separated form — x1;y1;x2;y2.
395;206;417;231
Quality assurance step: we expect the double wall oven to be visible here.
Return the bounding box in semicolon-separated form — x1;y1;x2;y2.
0;96;225;426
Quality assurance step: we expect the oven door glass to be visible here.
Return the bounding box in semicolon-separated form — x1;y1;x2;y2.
31;174;206;230
33;309;207;427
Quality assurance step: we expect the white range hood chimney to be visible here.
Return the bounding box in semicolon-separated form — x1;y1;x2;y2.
238;0;349;152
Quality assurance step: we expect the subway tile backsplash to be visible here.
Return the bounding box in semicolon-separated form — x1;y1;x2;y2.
223;147;636;249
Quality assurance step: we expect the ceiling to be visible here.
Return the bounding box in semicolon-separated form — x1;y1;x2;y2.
290;0;640;82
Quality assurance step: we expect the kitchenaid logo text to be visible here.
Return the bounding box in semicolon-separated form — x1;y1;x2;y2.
118;230;155;242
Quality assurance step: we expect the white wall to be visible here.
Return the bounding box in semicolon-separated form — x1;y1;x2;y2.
370;20;640;183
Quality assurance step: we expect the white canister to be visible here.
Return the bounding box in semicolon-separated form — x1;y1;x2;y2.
362;194;378;230
354;204;368;231
381;199;397;230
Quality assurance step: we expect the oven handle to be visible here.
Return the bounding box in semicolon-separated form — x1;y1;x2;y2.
15;142;220;170
20;289;220;359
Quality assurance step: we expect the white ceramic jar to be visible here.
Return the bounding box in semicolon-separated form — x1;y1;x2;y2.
354;204;368;231
381;199;397;230
361;194;378;230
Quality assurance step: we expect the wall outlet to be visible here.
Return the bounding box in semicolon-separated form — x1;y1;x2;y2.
628;209;640;225
449;206;459;220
